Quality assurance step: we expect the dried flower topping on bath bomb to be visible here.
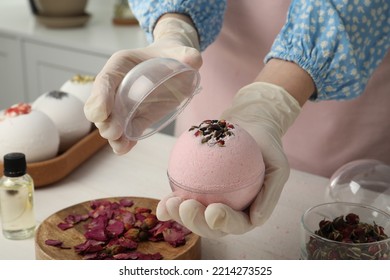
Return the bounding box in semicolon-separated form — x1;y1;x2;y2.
70;74;95;84
3;103;32;118
60;74;95;104
189;119;235;147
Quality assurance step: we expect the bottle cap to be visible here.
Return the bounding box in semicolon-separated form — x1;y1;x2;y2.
3;153;27;177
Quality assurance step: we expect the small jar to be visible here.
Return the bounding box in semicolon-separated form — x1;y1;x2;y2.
0;153;36;239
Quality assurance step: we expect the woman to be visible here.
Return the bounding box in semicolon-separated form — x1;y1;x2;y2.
84;0;390;238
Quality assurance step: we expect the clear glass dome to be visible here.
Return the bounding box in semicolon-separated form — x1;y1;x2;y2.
325;159;390;214
113;57;201;140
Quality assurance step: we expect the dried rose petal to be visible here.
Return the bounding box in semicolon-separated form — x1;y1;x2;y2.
82;252;99;260
171;220;192;236
45;239;63;247
106;220;125;237
135;213;147;223
44;239;71;249
74;239;105;254
47;198;192;260
116;237;138;250
84;227;107;241
136;207;152;214
57;222;74;230
57;213;89;231
345;213;359;225
90;199;110;209
119;198;134;207
150;220;171;237
121;211;136;229
163;228;186;247
65;214;88;224
86;215;107;230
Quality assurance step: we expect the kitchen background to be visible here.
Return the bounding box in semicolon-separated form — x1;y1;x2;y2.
0;0;181;133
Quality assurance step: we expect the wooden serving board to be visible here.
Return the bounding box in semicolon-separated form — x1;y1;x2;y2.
35;197;201;260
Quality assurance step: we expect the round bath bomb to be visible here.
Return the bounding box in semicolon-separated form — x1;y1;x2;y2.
60;74;95;104
0;103;60;163
32;90;91;152
167;119;265;210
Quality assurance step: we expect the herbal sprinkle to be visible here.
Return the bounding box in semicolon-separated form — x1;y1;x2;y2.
189;119;235;147
70;74;95;84
306;213;390;260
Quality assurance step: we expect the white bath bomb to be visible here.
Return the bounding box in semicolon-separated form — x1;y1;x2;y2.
0;103;60;163
60;74;95;104
32;91;91;152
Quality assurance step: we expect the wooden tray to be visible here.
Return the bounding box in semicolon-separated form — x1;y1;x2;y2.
0;129;107;188
35;196;201;260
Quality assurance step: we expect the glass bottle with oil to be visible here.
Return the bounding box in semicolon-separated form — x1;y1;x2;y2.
0;153;36;239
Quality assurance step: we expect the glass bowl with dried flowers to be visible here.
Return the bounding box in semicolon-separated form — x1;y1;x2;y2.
301;202;390;260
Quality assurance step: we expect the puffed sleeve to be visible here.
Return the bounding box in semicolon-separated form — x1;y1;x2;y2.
128;0;227;51
265;0;390;101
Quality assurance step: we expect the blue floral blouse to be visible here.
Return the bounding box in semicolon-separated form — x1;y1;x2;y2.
128;0;390;101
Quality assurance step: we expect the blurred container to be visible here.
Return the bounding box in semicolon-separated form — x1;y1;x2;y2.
31;0;90;28
326;159;390;214
301;202;390;260
33;0;88;17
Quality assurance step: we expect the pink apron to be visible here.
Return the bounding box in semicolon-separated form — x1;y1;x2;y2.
175;0;390;178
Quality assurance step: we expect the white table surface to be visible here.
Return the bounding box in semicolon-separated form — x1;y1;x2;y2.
0;132;330;260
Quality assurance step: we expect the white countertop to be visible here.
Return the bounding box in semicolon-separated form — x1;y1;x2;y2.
0;132;330;260
0;0;148;55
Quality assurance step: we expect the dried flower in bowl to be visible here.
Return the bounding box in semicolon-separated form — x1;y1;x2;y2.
301;202;390;260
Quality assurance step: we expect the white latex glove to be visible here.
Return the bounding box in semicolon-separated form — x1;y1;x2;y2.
156;82;301;238
84;17;202;154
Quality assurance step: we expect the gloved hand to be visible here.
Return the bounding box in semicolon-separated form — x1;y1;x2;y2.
84;17;202;154
156;82;301;238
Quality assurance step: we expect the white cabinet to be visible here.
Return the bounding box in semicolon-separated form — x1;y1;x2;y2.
0;34;26;108
0;36;111;105
23;41;110;101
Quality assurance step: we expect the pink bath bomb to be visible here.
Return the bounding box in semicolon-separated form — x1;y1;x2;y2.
167;119;265;210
